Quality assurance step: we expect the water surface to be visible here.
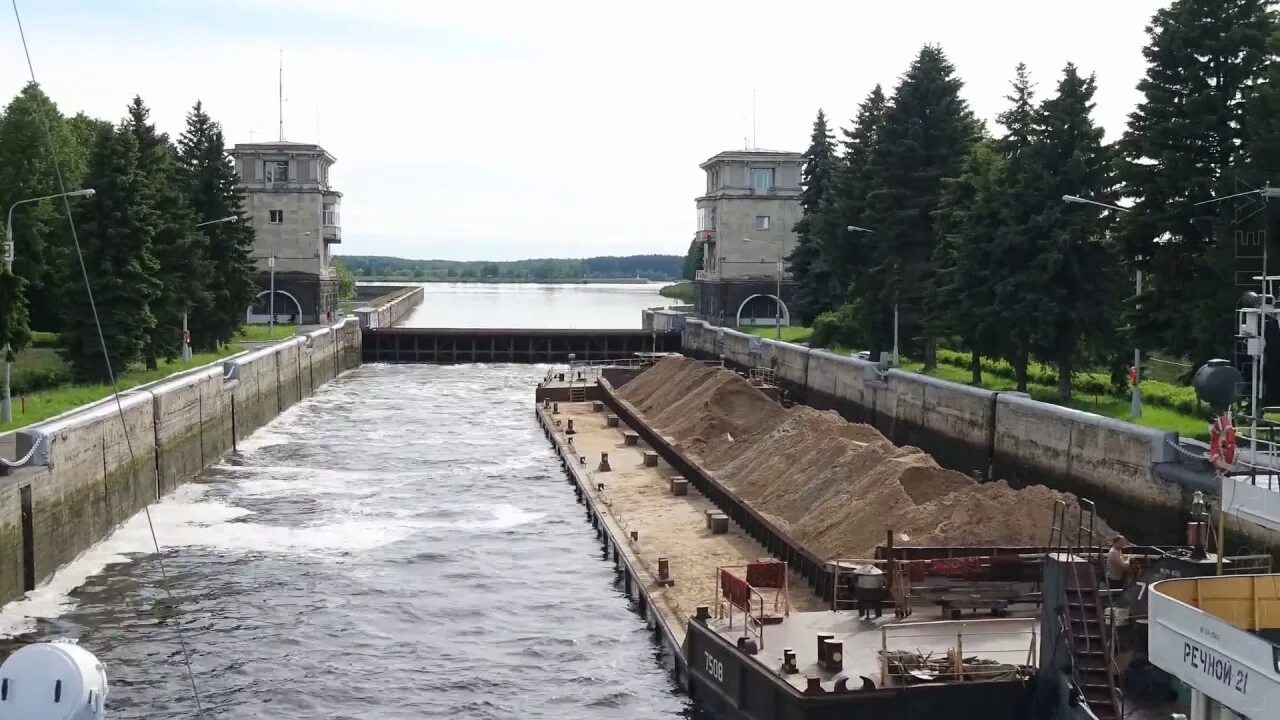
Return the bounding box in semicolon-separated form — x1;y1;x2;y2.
399;283;677;329
0;365;697;719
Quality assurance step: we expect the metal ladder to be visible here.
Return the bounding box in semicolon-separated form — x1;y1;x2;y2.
1048;500;1122;720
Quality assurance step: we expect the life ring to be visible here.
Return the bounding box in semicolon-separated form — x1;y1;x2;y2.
1209;414;1237;470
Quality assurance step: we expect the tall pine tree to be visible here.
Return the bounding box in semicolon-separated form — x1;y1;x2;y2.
993;63;1047;390
1117;0;1276;365
827;86;886;295
0;83;91;334
125;96;206;368
1024;65;1123;401
787;109;839;325
60;124;162;380
861;46;978;367
179;102;256;351
930;139;1005;385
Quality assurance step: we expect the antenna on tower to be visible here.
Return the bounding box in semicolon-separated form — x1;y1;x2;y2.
752;89;757;150
278;49;285;141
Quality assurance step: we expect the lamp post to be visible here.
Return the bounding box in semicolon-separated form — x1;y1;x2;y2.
845;225;898;365
2;188;96;423
1062;194;1142;419
743;236;782;340
188;215;239;361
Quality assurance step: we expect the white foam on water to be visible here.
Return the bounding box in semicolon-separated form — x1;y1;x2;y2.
0;481;422;637
234;428;295;453
451;504;545;531
215;465;388;498
0;485;240;638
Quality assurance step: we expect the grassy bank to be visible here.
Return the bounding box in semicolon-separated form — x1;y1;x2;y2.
658;281;694;303
745;326;1209;439
0;324;299;433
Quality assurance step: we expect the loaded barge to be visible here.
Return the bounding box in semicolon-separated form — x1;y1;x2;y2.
535;357;1268;720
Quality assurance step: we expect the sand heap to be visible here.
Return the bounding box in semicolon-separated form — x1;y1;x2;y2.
619;356;1115;559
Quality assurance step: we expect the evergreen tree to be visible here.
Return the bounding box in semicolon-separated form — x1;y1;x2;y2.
60;124;162;380
930;139;1005;385
125;96;205;369
827;85;886;292
992;63;1047;390
681;238;704;280
0;82;91;333
787;109;840;324
179;102;256;351
1024;65;1122;401
860;46;979;367
1116;0;1276;365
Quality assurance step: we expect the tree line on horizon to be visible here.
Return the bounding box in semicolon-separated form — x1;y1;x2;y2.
780;0;1280;403
338;254;683;281
0;82;256;381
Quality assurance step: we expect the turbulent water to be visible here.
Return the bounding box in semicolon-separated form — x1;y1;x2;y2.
0;365;698;719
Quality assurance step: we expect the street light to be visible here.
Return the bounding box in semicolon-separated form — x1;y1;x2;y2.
2;188;96;423
1063;194;1143;419
742;237;782;340
185;216;240;361
845;225;898;366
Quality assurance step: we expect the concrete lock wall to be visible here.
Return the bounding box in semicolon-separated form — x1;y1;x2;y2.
307;326;337;386
354;286;424;330
275;338;304;411
338;317;361;370
0;317;364;607
679;318;1199;542
231;347;279;444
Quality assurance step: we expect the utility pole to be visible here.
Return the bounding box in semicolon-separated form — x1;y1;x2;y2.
1132;269;1143;419
3;189;95;422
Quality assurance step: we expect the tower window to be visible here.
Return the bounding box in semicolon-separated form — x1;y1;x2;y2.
264;160;289;184
269;210;284;224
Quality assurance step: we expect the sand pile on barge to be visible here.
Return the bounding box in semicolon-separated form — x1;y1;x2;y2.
618;356;1115;558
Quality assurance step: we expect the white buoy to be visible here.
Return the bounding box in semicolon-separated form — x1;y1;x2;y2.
0;640;107;719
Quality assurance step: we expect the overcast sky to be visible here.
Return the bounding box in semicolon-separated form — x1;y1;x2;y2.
1;0;1168;261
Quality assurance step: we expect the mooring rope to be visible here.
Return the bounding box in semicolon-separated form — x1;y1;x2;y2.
0;433;43;468
11;1;205;713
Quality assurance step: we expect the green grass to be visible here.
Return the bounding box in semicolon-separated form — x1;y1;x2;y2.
896;358;1210;439
0;326;302;433
746;326;815;343
234;324;299;342
659;281;695;303
746;325;1209;439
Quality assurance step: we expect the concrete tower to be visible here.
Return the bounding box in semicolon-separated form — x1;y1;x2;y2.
230;141;342;324
692;149;803;328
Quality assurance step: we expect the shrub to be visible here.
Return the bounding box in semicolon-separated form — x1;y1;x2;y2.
810;303;865;350
11;364;72;394
933;346;1200;416
28;331;59;348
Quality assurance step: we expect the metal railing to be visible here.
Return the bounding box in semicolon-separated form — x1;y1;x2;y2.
828;558;910;616
747;367;776;386
1048;498;1124;720
715;563;790;617
878;620;1038;687
714;566;777;651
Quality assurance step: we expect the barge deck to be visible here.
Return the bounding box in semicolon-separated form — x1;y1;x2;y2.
544;400;825;645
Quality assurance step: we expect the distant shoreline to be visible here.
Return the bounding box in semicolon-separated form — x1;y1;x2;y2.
353;277;671;285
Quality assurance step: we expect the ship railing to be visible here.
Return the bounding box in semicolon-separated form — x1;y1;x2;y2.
747;367;776;386
878;620;1038;688
828;558;910;617
714;562;789;617
1222;553;1274;575
714;566;777;651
